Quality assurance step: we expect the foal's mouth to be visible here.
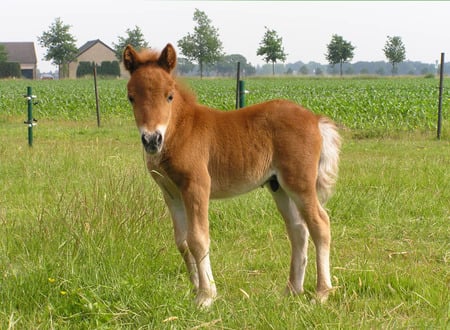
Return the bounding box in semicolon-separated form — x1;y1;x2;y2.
141;131;163;154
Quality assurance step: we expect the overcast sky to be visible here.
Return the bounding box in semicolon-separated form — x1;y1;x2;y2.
1;1;449;72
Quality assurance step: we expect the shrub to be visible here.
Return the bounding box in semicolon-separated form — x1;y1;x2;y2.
98;61;120;77
76;61;95;77
0;62;21;78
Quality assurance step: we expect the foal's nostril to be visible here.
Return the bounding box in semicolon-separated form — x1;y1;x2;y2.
141;133;150;146
141;131;163;153
156;132;163;145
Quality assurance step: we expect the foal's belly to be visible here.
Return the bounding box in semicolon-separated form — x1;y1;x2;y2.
209;171;274;199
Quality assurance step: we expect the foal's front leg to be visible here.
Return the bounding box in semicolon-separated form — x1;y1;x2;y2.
181;178;216;308
163;194;199;291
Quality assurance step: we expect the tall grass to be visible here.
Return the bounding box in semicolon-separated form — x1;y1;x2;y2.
0;116;448;328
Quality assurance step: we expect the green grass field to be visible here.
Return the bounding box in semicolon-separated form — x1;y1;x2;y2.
1;77;449;328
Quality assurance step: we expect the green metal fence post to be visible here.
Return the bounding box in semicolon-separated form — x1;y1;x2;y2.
239;80;246;108
26;86;33;147
24;87;37;147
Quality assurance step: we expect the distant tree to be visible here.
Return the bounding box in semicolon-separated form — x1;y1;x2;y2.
178;9;224;78
345;66;355;75
360;68;369;75
299;65;309;75
177;58;195;75
383;35;406;76
214;54;256;76
113;26;149;61
38;17;78;78
256;26;287;75
325;34;355;76
0;44;7;62
376;67;385;76
215;54;243;76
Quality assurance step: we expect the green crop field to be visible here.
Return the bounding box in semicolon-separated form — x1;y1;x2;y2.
1;76;449;132
0;77;449;329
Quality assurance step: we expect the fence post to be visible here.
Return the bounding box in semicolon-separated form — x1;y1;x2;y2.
24;86;36;147
235;62;241;109
437;52;444;140
94;66;101;127
239;80;246;108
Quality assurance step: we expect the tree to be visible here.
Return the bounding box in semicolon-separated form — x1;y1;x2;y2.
38;17;78;78
383;35;406;76
215;54;256;76
113;26;149;61
177;58;195;75
177;9;224;78
325;34;355;76
299;65;309;75
256;27;287;75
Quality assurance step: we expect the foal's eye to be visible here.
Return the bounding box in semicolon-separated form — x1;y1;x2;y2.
128;95;135;103
167;93;174;103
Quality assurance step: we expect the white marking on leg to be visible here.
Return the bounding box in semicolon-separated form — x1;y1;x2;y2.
165;196;199;290
195;252;217;308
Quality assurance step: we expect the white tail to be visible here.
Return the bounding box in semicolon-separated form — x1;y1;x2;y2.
317;116;341;204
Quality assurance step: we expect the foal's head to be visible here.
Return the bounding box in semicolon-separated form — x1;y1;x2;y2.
123;44;177;154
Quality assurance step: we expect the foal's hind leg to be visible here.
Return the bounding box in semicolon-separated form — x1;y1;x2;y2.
277;171;333;302
292;191;332;302
268;186;309;295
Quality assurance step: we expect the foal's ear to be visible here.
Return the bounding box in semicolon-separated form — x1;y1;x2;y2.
158;43;177;73
123;45;138;73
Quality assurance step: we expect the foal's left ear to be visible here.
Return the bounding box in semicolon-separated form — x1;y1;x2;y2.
158;43;177;73
123;45;139;73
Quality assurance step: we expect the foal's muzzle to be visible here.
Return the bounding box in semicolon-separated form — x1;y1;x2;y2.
141;131;163;154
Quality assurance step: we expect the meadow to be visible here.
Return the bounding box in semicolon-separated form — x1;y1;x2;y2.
0;77;449;328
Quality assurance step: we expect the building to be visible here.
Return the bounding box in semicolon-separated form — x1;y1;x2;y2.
68;39;126;78
0;42;37;79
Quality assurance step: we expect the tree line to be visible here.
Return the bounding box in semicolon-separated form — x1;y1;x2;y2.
27;9;444;79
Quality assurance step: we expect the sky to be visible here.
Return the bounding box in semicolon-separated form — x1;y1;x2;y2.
1;1;449;72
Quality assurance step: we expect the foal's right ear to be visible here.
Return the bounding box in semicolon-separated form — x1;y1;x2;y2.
158;43;177;73
123;45;138;73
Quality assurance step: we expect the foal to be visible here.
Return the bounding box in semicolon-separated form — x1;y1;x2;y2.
123;44;341;307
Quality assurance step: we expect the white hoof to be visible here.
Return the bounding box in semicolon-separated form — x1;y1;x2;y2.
195;291;215;308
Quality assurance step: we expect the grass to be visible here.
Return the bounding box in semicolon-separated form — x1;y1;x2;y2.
0;114;449;329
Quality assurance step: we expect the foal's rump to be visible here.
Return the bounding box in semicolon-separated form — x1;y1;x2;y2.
264;101;340;203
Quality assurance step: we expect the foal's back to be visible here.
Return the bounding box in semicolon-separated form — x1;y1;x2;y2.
184;99;322;199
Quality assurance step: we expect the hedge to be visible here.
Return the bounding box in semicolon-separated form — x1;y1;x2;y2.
0;62;21;78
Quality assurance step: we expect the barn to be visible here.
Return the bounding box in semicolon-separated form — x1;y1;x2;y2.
68;39;127;78
0;42;37;79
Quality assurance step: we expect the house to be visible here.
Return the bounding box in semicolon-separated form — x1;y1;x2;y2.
0;42;37;79
68;39;127;78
